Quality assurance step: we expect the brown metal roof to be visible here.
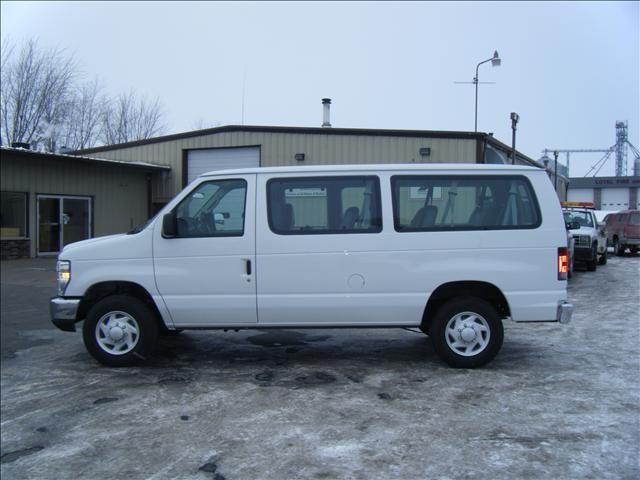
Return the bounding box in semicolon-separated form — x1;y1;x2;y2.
1;146;170;171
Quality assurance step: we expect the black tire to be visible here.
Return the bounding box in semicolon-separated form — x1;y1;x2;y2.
429;297;504;368
586;244;598;271
614;237;625;256
83;294;158;367
630;248;639;254
598;249;607;265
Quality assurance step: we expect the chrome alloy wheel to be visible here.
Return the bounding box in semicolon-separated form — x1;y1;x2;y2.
94;311;140;355
444;311;491;357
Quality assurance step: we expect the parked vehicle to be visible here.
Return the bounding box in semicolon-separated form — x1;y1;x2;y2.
604;209;640;255
562;202;607;271
51;164;573;368
594;210;610;224
565;224;576;278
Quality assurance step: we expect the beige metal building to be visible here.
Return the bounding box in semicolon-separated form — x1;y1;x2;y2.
567;175;640;210
0;147;169;259
2;124;567;258
76;125;560;207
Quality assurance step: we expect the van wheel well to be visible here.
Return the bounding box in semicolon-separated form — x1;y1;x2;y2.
77;282;165;331
420;281;510;334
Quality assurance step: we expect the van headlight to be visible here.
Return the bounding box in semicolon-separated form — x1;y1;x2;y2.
56;260;71;296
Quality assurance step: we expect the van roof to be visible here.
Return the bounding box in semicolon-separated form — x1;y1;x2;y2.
199;163;541;178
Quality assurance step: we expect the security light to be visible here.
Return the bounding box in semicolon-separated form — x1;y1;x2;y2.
491;51;501;67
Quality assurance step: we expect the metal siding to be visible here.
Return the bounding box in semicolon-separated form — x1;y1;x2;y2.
1;155;150;257
90;132;476;201
567;188;594;203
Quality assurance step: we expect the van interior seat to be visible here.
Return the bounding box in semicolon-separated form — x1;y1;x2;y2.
340;207;360;230
469;201;500;226
410;205;438;228
273;202;294;231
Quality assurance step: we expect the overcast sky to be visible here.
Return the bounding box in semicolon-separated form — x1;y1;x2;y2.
2;1;638;176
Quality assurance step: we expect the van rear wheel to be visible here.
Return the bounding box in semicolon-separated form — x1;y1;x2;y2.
83;295;158;367
429;297;503;368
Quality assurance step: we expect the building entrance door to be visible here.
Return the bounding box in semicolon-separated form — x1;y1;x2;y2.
37;195;92;255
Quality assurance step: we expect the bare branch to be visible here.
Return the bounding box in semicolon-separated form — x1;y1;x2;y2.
59;79;106;150
0;39;76;150
1;38;166;151
101;90;165;145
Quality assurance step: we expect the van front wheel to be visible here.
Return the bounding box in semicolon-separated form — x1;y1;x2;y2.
83;295;158;367
430;297;503;368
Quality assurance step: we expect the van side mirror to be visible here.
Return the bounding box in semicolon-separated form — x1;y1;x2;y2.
162;212;177;237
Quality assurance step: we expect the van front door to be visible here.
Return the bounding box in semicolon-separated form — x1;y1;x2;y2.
153;175;256;326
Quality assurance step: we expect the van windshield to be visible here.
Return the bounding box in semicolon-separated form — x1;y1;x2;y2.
630;213;640;225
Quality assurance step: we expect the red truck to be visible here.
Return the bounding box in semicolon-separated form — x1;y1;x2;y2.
604;209;640;256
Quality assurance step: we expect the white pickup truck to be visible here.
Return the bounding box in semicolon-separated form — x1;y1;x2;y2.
562;202;608;271
51;164;573;368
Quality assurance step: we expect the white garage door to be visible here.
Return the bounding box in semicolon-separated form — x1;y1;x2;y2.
187;147;259;184
567;188;593;203
601;188;629;210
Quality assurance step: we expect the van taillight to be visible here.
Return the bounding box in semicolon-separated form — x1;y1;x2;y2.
558;247;568;280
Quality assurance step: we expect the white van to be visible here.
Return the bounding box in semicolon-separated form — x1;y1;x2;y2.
51;164;573;368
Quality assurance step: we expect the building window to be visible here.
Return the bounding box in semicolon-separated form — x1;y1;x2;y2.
267;176;382;235
1;192;28;238
391;175;541;231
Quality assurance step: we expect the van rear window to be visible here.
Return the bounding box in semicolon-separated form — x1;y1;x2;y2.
391;175;541;231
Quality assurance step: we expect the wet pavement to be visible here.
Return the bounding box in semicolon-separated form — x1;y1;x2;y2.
1;254;639;479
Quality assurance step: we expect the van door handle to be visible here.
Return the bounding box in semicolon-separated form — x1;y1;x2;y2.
244;259;252;275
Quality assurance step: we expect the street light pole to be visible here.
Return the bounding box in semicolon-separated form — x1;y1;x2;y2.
510;112;519;164
474;51;501;132
553;150;559;191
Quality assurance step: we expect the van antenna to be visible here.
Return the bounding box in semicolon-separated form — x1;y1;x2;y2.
241;68;246;125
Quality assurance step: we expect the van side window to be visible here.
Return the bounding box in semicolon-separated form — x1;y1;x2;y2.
267;176;382;235
174;179;247;237
391;175;540;231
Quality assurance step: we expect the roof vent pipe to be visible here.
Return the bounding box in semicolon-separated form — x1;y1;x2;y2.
322;98;331;128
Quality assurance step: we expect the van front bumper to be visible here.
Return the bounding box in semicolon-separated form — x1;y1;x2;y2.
557;302;573;324
50;297;80;332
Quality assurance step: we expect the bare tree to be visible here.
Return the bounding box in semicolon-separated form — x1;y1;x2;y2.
1;38;166;150
0;39;75;150
59;79;106;150
101;90;165;145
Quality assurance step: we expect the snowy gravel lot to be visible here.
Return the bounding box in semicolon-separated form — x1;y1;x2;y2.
1;254;639;480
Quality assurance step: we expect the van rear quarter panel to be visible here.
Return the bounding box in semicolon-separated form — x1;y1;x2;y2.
256;169;567;325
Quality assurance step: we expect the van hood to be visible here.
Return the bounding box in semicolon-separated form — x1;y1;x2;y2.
62;234;125;251
568;227;596;237
59;228;154;261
